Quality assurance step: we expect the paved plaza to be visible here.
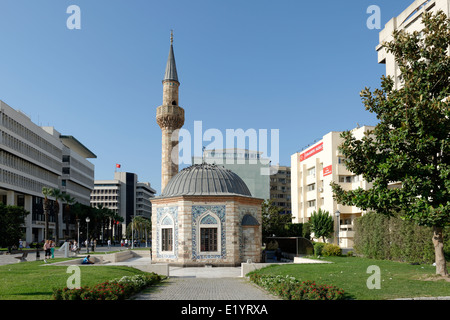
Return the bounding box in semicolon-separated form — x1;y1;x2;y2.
1;247;449;301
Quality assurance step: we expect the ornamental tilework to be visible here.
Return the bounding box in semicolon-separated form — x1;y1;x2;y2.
156;206;178;259
192;205;226;260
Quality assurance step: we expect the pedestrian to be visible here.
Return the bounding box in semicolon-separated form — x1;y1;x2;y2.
19;239;23;250
107;239;111;250
43;240;51;263
50;240;55;259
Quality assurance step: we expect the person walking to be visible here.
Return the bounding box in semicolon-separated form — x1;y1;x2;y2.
50;240;55;259
43;240;51;263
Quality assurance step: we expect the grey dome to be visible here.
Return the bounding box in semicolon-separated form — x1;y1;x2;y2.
161;163;252;197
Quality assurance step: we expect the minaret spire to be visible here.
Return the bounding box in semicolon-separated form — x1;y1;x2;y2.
156;30;185;193
164;30;178;83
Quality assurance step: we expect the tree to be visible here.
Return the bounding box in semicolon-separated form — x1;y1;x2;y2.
126;216;151;245
0;203;29;248
42;187;53;241
62;193;77;239
261;199;292;242
331;11;450;276
309;209;334;242
51;188;64;244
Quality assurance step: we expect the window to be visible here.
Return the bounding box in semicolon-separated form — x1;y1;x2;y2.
307;167;316;176
307;200;316;207
307;183;315;191
198;212;220;254
161;228;173;251
200;228;217;252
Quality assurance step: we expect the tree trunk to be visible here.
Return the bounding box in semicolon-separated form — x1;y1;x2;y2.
44;201;49;241
432;226;448;276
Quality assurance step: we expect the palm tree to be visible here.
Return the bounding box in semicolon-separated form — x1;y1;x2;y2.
42;187;53;240
51;188;64;244
62;193;76;239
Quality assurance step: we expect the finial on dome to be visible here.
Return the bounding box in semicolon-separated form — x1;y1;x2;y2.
170;29;173;45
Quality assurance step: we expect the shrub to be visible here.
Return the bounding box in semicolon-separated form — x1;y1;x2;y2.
249;273;345;300
322;243;342;257
313;242;325;256
53;273;163;300
353;212;447;264
346;251;354;257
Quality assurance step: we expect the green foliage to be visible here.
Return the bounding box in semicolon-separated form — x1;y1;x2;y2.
313;242;325;257
322;243;342;257
309;209;334;242
261;199;292;241
52;273;163;300
249;273;346;300
0;203;29;247
302;221;311;239
353;212;444;263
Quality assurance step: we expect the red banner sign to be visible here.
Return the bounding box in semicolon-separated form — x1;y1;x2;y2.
299;142;323;162
323;165;332;177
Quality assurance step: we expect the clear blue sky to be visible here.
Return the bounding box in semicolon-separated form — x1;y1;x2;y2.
0;0;413;194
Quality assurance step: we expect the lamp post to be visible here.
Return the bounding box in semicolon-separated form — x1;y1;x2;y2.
335;210;340;247
86;217;90;254
76;218;80;247
131;215;135;249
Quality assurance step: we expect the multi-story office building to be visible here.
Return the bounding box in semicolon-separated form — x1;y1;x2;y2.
290;126;374;248
91;172;156;236
377;0;450;89
0;100;96;243
270;166;291;215
136;182;156;220
192;148;270;200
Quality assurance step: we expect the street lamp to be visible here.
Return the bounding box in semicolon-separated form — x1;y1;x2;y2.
76;218;80;247
86;217;90;254
131;215;135;249
335;210;340;247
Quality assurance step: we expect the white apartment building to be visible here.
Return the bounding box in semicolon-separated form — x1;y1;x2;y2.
291;126;374;248
0;100;96;243
377;0;450;89
91;172;155;237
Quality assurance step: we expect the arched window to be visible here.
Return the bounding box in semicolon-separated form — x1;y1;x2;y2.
160;215;174;252
172;100;177;105
198;212;220;253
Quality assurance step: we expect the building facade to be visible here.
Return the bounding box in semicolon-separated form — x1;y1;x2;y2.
377;0;450;89
193;148;271;200
0;100;96;244
90;172;156;236
270;165;291;215
290;126;374;248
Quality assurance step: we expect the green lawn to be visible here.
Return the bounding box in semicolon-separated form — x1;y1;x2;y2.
250;256;450;300
0;259;150;300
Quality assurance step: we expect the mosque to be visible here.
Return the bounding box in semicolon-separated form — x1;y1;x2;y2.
151;33;263;266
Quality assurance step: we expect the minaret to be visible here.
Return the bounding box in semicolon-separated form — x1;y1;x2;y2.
156;31;185;192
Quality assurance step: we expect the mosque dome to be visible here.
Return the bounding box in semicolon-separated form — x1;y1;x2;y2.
160;163;252;197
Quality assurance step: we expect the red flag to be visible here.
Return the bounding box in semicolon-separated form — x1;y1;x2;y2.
116;164;121;168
